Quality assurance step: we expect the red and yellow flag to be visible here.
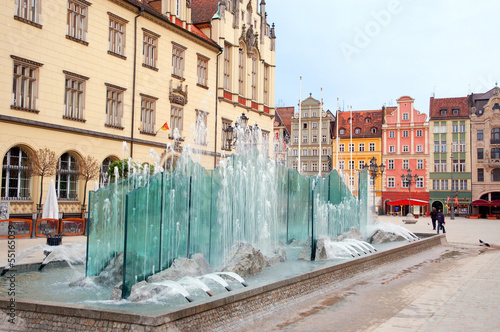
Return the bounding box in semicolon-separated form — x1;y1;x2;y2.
160;122;169;131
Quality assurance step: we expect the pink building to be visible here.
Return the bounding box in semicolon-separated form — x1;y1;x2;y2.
382;96;430;215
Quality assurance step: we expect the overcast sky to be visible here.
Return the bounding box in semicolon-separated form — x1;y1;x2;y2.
265;0;500;115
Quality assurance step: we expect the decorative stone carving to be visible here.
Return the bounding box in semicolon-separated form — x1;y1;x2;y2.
169;80;188;106
186;0;191;8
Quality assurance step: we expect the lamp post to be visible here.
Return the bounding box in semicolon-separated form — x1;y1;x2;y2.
401;169;419;216
450;152;455;220
363;157;385;214
224;113;259;152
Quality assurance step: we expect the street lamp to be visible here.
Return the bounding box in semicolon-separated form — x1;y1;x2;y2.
363;157;385;214
450;152;455;220
401;169;419;216
224;113;259;151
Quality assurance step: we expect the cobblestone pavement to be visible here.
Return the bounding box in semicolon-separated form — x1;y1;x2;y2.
248;216;500;332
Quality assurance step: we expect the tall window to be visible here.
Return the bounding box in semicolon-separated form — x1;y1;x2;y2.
369;143;375;151
459;123;465;132
416;177;423;188
440;159;447;172
492;128;500;143
441;179;448;190
224;44;231;90
251;56;257;100
64;72;87;121
293;149;297;156
322;163;328;172
434;141;439;152
322;149;327;155
238;45;245;95
452;123;458;133
403;160;409;169
15;0;41;25
143;30;158;69
388;160;394;170
56;153;78;200
348;160;354;170
302;149;307;156
312;163;318;172
348;143;354;152
12;56;41;111
492;148;500;159
459;159;466;172
460;140;466;152
222;119;231;150
67;0;89;43
140;95;157;134
302;135;307;143
403;145;409;152
195;110;208;146
339;161;344;170
493;169;500;182
478;148;484;160
417;145;423;152
389;146;395;153
387;177;395;188
105;84;125;128
434;160;439;172
1;147;30;200
417;159;423;169
322;135;327;142
302;163;307;172
389;131;395;138
170;106;183;135
172;43;186;78
416;130;422;137
263;64;269;105
108;14;127;56
358;160;365;170
477;130;484;141
312;135;318;143
433;180;440;190
478;168;484;182
359;143;365;152
452;140;458;152
451;179;458;191
312;149;318;156
100;157;114;187
339;144;345;152
402;130;409;137
459;180;467;190
197;55;208;87
441;141;447;152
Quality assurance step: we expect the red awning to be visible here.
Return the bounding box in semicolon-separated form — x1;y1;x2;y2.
490;200;500;207
471;199;491;206
387;199;429;206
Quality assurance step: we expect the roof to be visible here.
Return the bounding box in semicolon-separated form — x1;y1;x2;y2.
470;86;500;114
429;96;469;120
191;0;220;24
275;107;294;136
336;109;383;138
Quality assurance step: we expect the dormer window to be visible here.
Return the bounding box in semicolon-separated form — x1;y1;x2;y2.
440;109;447;115
365;118;370;123
453;109;459;115
339;128;345;135
371;127;377;134
348;117;352;124
355;128;361;134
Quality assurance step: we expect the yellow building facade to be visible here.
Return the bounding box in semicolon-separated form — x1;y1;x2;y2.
0;0;275;218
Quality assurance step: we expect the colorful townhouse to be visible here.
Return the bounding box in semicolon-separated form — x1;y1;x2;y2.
274;107;294;166
381;96;430;216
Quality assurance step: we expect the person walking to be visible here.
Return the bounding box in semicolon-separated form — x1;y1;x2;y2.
430;207;438;230
436;209;446;234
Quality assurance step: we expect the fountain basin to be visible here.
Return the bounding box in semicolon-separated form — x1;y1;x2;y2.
0;234;445;331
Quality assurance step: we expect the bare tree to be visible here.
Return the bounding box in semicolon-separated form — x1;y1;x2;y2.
78;155;100;207
29;148;57;209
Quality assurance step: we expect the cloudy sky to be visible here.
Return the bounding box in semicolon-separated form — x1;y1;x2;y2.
265;0;500;115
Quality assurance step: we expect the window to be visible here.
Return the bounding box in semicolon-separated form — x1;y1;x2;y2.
312;149;318;156
222;119;231;150
403;145;409;153
304;113;308;118
339;160;344;170
64;72;87;121
172;43;186;78
292;163;297;170
389;131;395;138
478;148;484;160
401;179;408;188
433;180;440;190
369;143;375;152
452;141;458;153
294;136;298;143
460;180;467;191
460;140;465;152
339;144;345;152
170;106;183;135
359;143;365;152
441;141;447;153
140;95;157;135
453;109;459;115
493;169;500;182
441;179;448;190
359;160;365;170
339;129;345;135
355;128;360;134
1;147;30;200
322;149;327;155
440;109;447;115
322;163;328;171
417;145;423;152
322;135;327;142
142;30;158;69
434;160;440;172
477;130;483;141
67;0;89;43
312;163;318;172
312;123;318;128
492;148;500;159
388;160;394;170
224;44;231;90
441;124;447;133
238;45;244;95
105;84;125;128
365;118;371;123
417;160;423;169
349;176;355;188
387;177;395;188
452;159;458;172
11;56;42;111
434;141;440;152
56;153;78;200
302;149;307;156
312;135;317;143
402;130;409;138
197;55;208;86
460;123;465;132
263;64;269;105
108;14;127;57
440;160;447;172
416;130;422;137
371;128;377;134
195;110;208;146
402;113;409;120
389;145;395;153
348;160;354;170
478;168;484;182
348;118;352;124
100;157;114;186
416;177;423;188
302;163;307;172
313;112;317;117
293;149;297;156
15;0;41;25
302;135;307;143
459;159;465;172
348;143;354;152
492;128;500;143
451;179;458;191
452;124;458;133
303;123;308;129
434;125;440;133
403;160;409;169
251;55;257;100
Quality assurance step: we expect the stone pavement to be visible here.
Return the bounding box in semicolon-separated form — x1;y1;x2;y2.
249;215;500;332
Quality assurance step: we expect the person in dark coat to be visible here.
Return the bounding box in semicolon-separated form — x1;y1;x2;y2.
436;209;446;234
430;207;438;230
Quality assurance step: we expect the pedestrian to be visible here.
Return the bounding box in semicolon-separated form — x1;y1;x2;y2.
430;207;438;230
436;209;446;234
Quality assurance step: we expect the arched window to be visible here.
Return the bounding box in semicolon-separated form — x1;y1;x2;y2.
492;169;500;182
238;44;245;95
56;153;78;200
251;54;257;100
354;128;361;134
1;147;30;200
100;157;114;187
365;117;371;123
492;128;500;143
371;127;377;134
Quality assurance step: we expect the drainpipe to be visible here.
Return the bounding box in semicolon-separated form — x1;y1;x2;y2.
214;47;223;169
130;7;144;158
